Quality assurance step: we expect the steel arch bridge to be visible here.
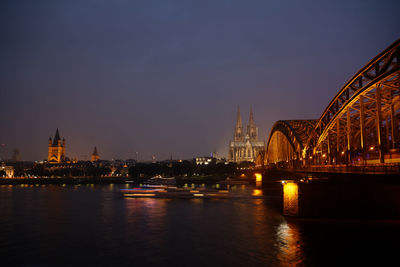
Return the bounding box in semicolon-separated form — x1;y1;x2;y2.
266;39;400;168
265;120;316;167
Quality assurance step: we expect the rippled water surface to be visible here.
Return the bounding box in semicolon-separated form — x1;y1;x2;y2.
1;184;399;266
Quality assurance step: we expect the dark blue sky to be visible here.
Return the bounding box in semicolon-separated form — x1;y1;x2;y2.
1;0;400;161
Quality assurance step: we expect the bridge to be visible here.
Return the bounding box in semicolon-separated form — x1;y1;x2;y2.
263;39;400;172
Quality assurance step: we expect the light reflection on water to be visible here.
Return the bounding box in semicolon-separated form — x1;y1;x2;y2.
252;189;263;196
0;184;280;265
276;221;304;266
1;184;399;266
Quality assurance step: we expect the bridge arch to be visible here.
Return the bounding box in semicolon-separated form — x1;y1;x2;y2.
265;39;400;167
305;39;400;165
266;120;316;166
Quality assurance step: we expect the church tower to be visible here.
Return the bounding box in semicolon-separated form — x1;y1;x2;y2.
91;146;99;162
229;106;264;163
48;128;66;163
234;106;244;142
247;107;258;142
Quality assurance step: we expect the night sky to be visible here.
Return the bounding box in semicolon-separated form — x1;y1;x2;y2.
1;0;400;161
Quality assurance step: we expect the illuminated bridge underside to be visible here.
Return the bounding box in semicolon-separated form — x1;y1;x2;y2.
266;39;400;167
266;120;317;165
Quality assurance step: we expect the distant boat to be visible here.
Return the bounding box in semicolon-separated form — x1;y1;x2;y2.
120;185;263;199
120;186;230;199
145;176;176;185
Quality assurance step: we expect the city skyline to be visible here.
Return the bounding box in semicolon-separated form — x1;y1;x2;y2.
1;0;400;161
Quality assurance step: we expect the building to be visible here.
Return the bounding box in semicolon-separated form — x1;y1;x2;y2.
195;157;216;165
229;107;265;162
48;128;66;163
91;146;99;162
0;165;14;178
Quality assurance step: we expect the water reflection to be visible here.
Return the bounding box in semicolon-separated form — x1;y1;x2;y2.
124;198;168;251
125;198;168;227
283;182;299;216
252;189;263;197
277;221;304;266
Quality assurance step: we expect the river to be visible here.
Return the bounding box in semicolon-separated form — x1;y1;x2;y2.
1;183;399;266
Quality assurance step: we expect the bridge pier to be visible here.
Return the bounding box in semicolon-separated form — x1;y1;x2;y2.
282;179;400;219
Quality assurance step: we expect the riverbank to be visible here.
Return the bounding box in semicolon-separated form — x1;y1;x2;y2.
0;175;249;185
0;177;129;185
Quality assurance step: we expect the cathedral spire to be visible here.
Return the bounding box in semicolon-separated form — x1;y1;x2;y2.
48;128;66;163
249;106;255;126
229;106;264;163
247;107;258;141
54;128;60;141
234;106;244;141
53;128;61;146
236;106;242;128
91;146;99;162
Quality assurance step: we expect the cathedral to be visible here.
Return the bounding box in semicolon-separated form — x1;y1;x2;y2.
48;128;66;163
229;107;265;162
91;146;99;162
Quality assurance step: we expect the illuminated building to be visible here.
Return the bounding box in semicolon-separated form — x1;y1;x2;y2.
229;107;265;162
195;157;215;165
0;165;14;178
48;128;66;163
91;146;99;162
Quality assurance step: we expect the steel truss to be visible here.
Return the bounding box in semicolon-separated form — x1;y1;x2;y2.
266;120;316;166
266;39;400;167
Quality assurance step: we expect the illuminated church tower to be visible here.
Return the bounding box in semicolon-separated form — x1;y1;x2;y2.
91;146;99;162
247;107;258;142
234;107;244;142
229;107;264;162
48;128;66;163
